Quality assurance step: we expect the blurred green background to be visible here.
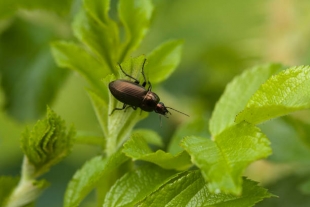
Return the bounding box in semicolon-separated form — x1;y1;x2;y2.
1;0;310;206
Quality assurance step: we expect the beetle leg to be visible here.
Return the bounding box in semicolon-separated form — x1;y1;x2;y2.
141;58;153;91
124;105;137;112
110;103;127;115
118;63;139;84
140;59;153;91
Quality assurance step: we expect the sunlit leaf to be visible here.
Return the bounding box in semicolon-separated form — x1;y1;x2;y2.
181;122;271;195
210;63;283;136
236;66;310;124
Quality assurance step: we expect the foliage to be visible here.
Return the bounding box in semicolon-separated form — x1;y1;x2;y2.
1;0;310;206
1;108;74;206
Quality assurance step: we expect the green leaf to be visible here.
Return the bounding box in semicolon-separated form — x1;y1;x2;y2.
64;150;128;207
168;116;210;155
210;63;283;136
236;65;310;124
139;171;272;207
132;129;164;147
146;40;183;84
0;176;19;206
72;1;118;71
123;133;192;170
181;122;271;195
118;0;153;61
83;0;113;24
103;165;176;207
51;41;108;96
83;0;119;47
21;107;75;178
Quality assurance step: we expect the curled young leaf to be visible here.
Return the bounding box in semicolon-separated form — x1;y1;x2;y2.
21;107;75;178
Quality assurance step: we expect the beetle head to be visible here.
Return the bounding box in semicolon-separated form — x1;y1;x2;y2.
154;102;170;117
155;102;189;126
155;102;189;117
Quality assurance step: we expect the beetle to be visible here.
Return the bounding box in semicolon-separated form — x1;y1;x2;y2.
108;59;189;119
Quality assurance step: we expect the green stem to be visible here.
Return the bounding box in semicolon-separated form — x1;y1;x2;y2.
5;157;43;207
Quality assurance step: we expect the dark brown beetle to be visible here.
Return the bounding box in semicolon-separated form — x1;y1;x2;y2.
109;59;189;119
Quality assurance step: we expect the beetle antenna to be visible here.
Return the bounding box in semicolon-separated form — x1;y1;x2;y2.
166;107;189;117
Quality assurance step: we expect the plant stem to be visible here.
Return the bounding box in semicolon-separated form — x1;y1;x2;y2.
5;157;43;207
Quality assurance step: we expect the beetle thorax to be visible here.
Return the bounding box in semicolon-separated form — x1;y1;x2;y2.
140;91;160;112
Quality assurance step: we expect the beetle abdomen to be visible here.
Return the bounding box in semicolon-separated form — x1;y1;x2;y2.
109;80;147;107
